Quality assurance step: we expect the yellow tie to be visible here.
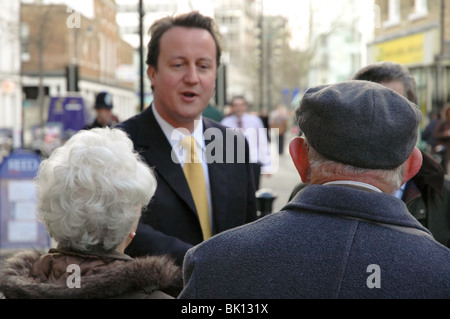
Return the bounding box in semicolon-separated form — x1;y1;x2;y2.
181;136;211;240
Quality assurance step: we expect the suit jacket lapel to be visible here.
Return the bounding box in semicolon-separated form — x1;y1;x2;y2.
135;107;197;213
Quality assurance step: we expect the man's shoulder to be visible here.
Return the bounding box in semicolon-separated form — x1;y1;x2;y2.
117;109;146;128
190;212;290;252
116;108;154;138
219;115;236;126
243;113;264;126
205;117;239;135
205;117;227;128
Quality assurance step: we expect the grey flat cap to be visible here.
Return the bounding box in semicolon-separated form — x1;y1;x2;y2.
297;80;422;169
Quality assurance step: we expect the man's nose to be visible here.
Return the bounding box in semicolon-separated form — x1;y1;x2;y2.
184;65;200;84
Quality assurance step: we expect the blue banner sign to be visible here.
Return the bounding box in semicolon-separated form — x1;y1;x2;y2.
47;96;87;133
0;150;49;249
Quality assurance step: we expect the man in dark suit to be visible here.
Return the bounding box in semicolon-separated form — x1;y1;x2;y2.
179;81;450;298
117;12;257;266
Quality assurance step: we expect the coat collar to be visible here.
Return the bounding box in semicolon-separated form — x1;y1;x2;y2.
51;245;133;261
287;184;432;236
0;249;181;299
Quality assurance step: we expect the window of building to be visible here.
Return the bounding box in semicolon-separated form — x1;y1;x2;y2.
21;23;30;62
383;0;401;28
409;0;428;21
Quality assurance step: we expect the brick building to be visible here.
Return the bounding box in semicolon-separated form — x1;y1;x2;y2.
21;0;137;147
369;0;450;121
0;0;22;150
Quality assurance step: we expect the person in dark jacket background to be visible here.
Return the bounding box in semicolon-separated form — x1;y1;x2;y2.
434;104;450;174
179;81;450;299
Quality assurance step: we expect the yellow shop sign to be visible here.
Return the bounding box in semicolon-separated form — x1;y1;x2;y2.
375;33;424;65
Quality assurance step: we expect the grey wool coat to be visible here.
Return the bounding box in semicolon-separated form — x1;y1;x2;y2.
179;184;450;299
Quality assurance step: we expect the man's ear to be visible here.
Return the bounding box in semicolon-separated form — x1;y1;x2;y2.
289;137;310;182
401;147;423;185
147;66;156;87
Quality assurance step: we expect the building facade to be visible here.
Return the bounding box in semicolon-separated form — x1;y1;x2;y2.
369;0;450;121
21;0;137;148
307;0;374;88
0;0;22;149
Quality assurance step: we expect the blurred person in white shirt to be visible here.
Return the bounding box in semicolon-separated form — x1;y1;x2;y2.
221;96;271;189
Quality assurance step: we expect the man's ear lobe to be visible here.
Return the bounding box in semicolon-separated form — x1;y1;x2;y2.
401;147;423;185
289;137;310;182
147;66;156;85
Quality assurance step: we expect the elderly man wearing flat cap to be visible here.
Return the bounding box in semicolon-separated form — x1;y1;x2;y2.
179;81;450;299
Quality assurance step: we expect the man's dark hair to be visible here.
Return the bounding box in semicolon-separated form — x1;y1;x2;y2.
146;11;222;70
352;61;418;105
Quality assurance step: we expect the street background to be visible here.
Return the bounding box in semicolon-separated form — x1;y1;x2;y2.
260;131;300;212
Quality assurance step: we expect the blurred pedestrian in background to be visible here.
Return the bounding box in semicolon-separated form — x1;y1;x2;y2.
221;95;271;190
202;103;223;122
117;11;257;266
269;104;289;155
421;110;442;158
259;109;270;141
84;91;119;130
352;62;450;247
434;104;450;175
179;81;450;299
0;128;182;299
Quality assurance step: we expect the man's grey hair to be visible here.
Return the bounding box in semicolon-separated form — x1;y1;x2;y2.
305;140;405;193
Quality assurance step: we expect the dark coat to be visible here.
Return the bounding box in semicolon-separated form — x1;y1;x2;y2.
179;185;450;299
83;115;119;130
289;151;450;248
117;107;257;265
0;248;181;299
401;152;450;247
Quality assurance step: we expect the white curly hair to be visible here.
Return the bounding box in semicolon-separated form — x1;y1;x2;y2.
36;127;157;252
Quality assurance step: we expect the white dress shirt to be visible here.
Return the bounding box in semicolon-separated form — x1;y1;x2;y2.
323;181;383;193
221;113;272;173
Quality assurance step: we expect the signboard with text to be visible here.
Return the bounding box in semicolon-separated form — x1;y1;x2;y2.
369;29;439;66
47;96;87;136
0;150;49;249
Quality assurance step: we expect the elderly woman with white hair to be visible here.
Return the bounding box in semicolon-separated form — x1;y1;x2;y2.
0;128;182;299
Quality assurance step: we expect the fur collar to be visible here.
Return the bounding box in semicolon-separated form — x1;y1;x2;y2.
0;249;182;299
